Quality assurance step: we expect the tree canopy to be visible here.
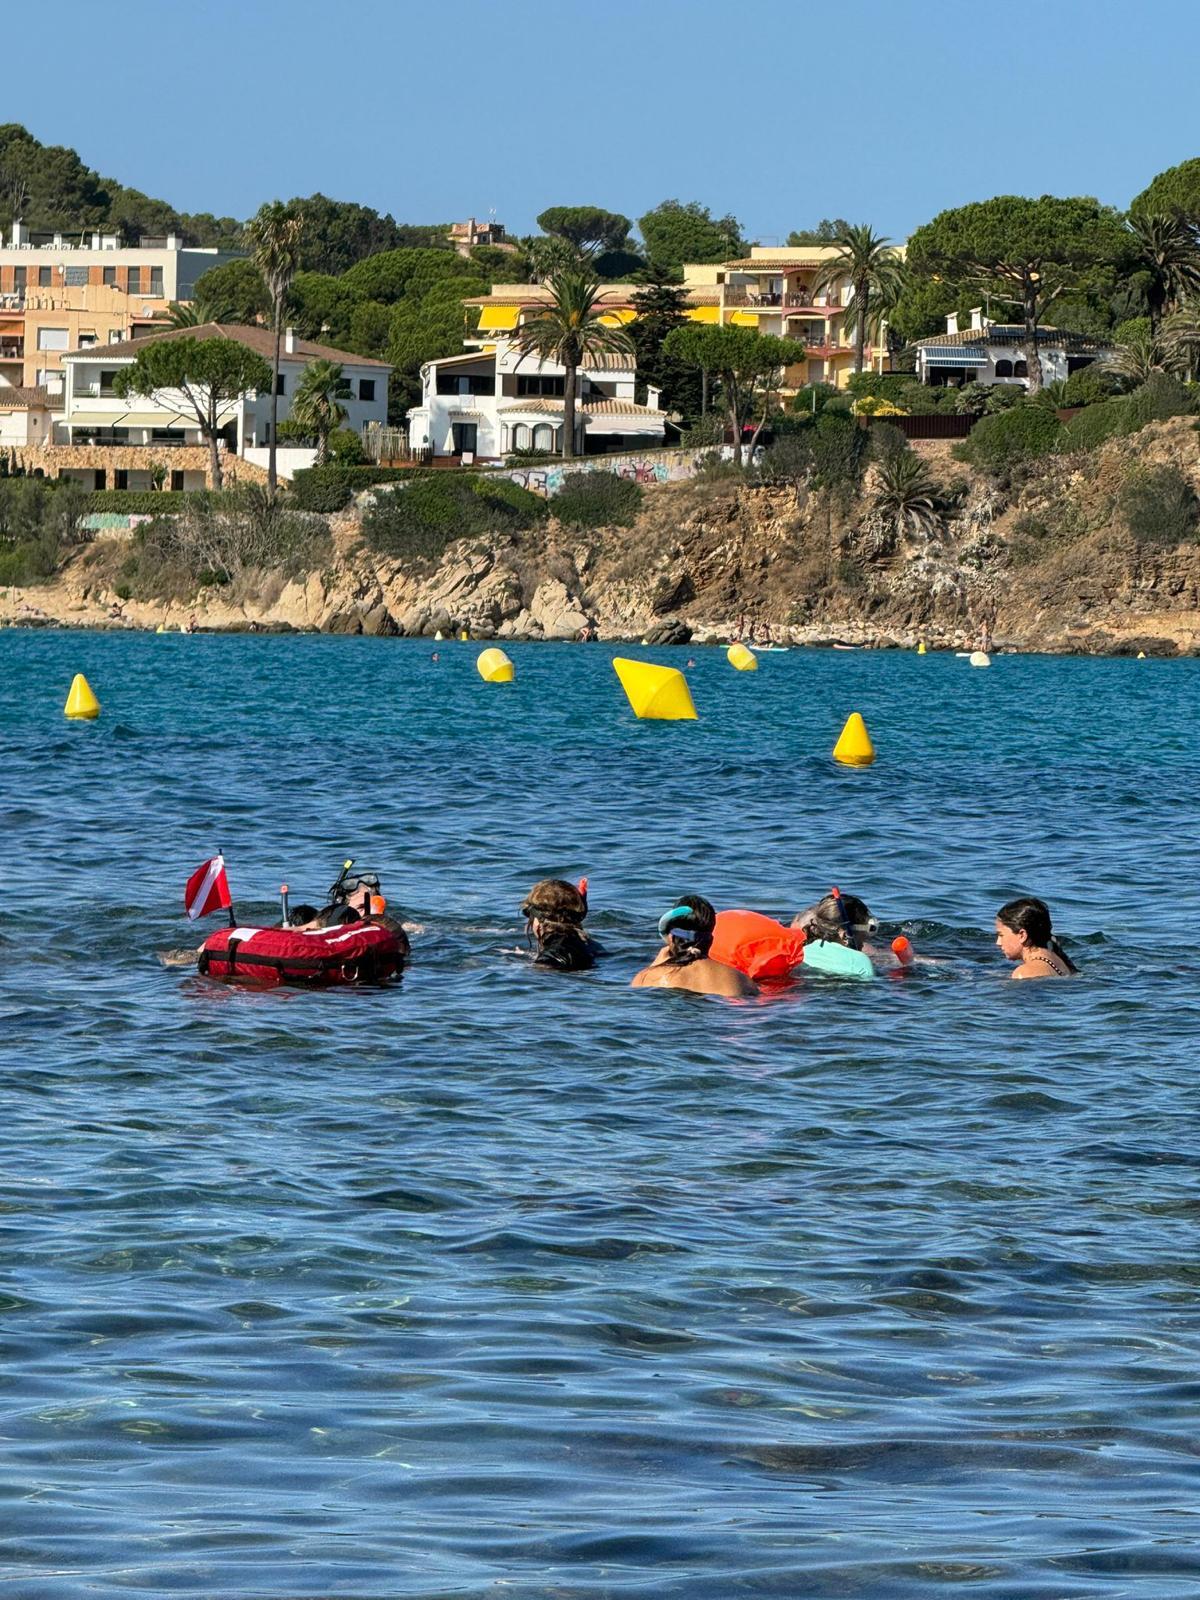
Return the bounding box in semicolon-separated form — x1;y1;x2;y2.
1130;158;1200;222
638;199;745;271
536;205;632;254
341;247;477;304
193;258;270;324
663;324;806;462
787;219;851;246
280;192;439;275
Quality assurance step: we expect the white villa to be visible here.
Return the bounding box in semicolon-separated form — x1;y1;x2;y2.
407;334;667;463
52;322;391;487
913;310;1111;389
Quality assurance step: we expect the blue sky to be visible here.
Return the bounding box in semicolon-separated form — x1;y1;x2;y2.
12;0;1199;242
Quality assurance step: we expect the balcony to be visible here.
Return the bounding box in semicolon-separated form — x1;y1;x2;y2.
722;286;823;309
0;293;25;312
0;340;24;361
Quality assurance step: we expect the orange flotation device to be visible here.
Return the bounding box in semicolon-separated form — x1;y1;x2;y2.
711;909;807;981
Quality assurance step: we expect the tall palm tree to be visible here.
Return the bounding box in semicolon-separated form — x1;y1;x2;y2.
289;359;351;462
1161;306;1200;382
1102;322;1167;386
1125;212;1200;333
513;268;633;458
812;225;905;374
246;201;304;496
165;301;200;329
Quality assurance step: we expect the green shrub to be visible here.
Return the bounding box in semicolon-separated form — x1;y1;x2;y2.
291;463;426;512
1057;396;1136;453
1062;365;1121;407
326;428;368;465
361;472;546;563
756;434;814;482
1126;371;1195;426
955;404;1061;475
552;471;643;529
84;490;232;514
789;382;840;415
1117;464;1200;547
0;477;89;583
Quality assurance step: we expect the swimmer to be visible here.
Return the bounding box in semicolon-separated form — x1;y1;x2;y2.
632;896;758;998
295;866;412;955
792;892;876;941
431;651;440;662
521;877;596;972
995;896;1076;980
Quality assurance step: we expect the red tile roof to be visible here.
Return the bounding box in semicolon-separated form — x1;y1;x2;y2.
62;321;392;369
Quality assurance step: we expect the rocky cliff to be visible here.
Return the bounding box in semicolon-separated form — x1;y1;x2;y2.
4;419;1200;654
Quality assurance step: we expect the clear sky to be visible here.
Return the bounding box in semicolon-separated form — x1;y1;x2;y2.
11;0;1200;242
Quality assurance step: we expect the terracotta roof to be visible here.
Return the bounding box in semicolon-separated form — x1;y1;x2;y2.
0;385;53;409
722;257;830;271
916;325;1110;353
61;321;393;369
499;397;663;417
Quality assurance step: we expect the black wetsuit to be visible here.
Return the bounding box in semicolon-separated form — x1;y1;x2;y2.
534;929;596;972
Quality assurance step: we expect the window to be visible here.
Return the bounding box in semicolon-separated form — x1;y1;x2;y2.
994;358;1013;378
436;373;493;396
109;330;123;343
37;327;70;351
533;424;554;452
115;470;128;490
513;424;532;450
38;266;51;287
1013;359;1028;378
516;374;565;397
13;267;25;290
149;267;164;297
65;266;88;287
275;372;286;395
359;378;375;401
127;267;141;294
78;332;97;348
98;369;121;395
171;470;185;491
103;266;116;287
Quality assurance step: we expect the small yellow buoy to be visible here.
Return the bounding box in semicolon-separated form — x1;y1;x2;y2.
613;657;697;720
460;630;469;642
477;646;514;683
64;672;100;720
917;640;927;655
832;711;874;766
727;642;758;672
1136;650;1147;659
969;650;991;668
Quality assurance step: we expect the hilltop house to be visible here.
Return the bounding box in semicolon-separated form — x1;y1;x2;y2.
913;310;1111;388
408;331;666;462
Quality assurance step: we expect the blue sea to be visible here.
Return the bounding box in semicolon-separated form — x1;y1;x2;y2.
2;630;1199;1598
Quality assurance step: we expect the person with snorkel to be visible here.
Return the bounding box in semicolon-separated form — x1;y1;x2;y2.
291;862;411;956
633;896;758;998
520;877;598;972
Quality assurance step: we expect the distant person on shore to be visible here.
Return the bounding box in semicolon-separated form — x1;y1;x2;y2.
522;877;596;972
995;896;1076;979
633;896;758;998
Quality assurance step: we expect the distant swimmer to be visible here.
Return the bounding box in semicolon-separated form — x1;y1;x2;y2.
521;877;596;972
995;896;1077;979
632;896;758;998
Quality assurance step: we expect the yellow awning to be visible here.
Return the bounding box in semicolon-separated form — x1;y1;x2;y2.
477;305;520;331
730;310;760;326
66;410;223;428
685;305;719;324
598;308;636;326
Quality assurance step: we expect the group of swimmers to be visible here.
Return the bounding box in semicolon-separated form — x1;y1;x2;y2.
285;871;1074;997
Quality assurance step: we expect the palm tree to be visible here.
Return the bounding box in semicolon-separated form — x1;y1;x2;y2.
1161;306;1200;381
289;359;351;462
165;301;200;329
246;201;304;496
1102;322;1167;385
871;450;943;541
513;268;633;458
1125;212;1200;333
813;225;905;374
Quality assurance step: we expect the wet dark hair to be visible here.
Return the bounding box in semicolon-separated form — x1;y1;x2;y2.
286;904;320;925
660;894;716;965
805;892;870;950
997;896;1078;973
522;878;587;930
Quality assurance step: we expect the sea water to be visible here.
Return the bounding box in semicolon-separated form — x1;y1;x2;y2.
1;630;1199;1598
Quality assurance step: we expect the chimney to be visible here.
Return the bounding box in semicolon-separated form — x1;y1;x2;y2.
647;384;663;412
10;220;26;247
284;326;296;354
945;311;959;335
166;233;179;250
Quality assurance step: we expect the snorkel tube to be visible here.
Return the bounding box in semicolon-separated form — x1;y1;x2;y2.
830;886;861;950
328;858;355;904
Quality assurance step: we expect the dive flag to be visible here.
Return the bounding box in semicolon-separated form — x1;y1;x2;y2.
185;855;232;920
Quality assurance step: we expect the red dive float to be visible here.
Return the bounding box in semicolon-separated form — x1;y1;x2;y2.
198;920;405;987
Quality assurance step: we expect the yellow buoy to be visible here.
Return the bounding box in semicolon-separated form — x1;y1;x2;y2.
64;672;100;720
1136;650;1147;659
969;650;991;668
832;711;874;766
476;646;514;683
460;630;469;642
917;640;927;655
613;657;697;720
727;642;758;672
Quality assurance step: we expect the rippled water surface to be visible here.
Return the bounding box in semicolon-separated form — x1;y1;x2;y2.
2;630;1200;1598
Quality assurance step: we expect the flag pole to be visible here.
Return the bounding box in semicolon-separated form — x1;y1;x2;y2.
218;846;236;927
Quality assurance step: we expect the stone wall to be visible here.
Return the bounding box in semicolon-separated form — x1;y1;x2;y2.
492;445;729;499
6;443;270;488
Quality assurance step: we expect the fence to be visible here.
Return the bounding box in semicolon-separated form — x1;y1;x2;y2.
860;413;976;440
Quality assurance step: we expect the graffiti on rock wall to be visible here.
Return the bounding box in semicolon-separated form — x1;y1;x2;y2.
494;447;724;499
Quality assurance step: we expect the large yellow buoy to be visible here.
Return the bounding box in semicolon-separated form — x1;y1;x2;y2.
476;646;514;683
969;650;991;668
832;711;874;766
727;642;758;672
64;672;100;720
613;657;697;720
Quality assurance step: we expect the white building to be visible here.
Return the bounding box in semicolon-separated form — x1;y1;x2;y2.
407;335;666;462
55;322;391;486
0;221;243;305
0;385;54;447
914;310;1111;388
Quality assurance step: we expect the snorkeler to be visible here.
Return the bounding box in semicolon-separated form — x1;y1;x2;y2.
792;892;876;941
632;896;758;997
995;896;1076;979
521;878;596;971
294;865;411;955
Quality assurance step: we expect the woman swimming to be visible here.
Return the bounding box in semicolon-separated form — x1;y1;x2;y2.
632;896;758;998
792;892;875;941
522;878;596;972
995;896;1077;979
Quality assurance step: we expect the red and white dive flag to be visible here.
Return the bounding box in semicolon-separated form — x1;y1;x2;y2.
185;855;232;920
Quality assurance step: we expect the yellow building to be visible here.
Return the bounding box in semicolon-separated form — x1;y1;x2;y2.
18;283;169;396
